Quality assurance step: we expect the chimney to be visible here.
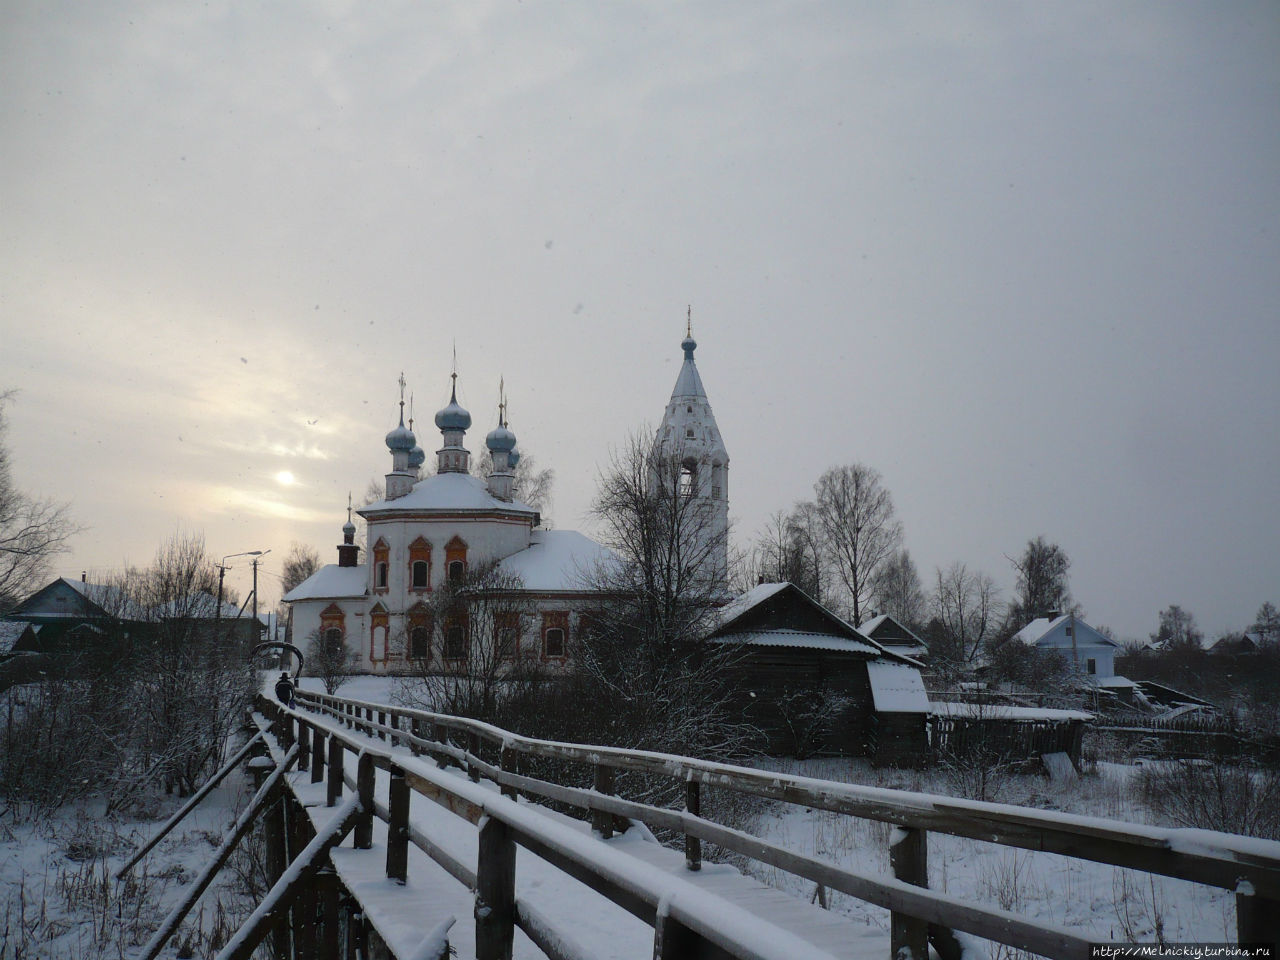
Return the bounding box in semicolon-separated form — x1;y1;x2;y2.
81;571;87;583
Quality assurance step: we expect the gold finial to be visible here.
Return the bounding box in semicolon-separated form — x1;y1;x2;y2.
686;305;692;338
408;392;415;430
347;492;352;524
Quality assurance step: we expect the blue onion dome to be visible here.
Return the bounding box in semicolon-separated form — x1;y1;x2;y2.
342;519;356;537
385;415;416;452
486;422;516;453
408;444;426;469
434;381;472;431
681;333;697;360
507;446;521;468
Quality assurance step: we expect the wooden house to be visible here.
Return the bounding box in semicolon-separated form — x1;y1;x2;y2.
706;583;930;765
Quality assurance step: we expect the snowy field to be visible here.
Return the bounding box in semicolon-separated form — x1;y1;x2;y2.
0;676;1248;957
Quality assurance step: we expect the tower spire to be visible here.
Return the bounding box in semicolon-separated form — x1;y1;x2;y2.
687;304;692;338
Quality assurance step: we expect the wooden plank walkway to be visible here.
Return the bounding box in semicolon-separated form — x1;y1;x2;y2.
284;709;892;960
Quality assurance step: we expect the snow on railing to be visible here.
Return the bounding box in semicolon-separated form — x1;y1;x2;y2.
274;689;1280;960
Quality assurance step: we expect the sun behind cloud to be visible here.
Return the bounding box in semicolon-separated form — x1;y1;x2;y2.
275;470;296;486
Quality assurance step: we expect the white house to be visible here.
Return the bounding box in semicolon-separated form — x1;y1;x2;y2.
1011;614;1119;678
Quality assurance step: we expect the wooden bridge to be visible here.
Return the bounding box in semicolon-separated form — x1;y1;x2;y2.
129;689;1280;960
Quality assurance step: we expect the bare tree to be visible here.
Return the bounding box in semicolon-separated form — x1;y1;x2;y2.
871;548;926;629
807;463;903;626
1007;536;1077;625
281;541;322;595
747;509;819;595
394;563;542;724
1253;602;1280;648
566;431;754;764
931;562;1004;667
0;391;78;611
305;626;353;695
1151;604;1203;651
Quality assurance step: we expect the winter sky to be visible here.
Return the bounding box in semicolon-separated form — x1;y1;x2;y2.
2;2;1277;640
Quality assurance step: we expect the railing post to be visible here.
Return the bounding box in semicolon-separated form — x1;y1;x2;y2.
409;717;422;756
377;710;387;740
890;826;929;960
467;732;481;782
685;780;701;871
592;764;615;839
311;728;325;785
297;722;311;774
1238;890;1280;952
327;737;344;807
316;866;340;960
386;765;409;884
475;817;516;960
355;753;374;850
500;747;518;800
434;722;448;768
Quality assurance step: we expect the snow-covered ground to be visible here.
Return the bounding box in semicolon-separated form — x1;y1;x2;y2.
746;758;1238;952
0;757;260;958
1;677;1251;958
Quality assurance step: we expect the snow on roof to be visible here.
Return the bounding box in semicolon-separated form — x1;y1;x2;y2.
1011;614;1118;648
0;620;31;654
931;701;1094;722
1092;675;1139;689
711;628;881;656
495;529;619;592
283;564;369;602
712;582;791;630
866;661;930;713
361;471;537;515
859;614;888;634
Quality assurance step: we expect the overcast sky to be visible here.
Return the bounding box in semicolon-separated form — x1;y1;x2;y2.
3;2;1277;639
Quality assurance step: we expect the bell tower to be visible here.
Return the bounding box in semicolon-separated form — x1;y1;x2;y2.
653;310;730;588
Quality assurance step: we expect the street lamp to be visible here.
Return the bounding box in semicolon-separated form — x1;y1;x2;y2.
216;550;265;631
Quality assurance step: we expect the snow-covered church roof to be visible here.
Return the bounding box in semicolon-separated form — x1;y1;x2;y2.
282;565;368;602
496;529;620;592
360;471;537;516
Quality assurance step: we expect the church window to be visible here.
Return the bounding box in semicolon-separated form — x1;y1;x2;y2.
686;427;695;438
410;625;431;659
372;539;390;593
686;405;692;413
408;537;431;591
496;612;520;660
679;464;696;498
542;611;568;659
444;621;468;661
445;536;467;583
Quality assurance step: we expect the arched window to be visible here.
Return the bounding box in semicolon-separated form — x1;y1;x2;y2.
679;463;696;498
496;613;520;660
410;625;431;659
408;536;431;592
324;627;343;647
542;611;568;659
372;539;390;593
445;536;467;583
444;623;467;661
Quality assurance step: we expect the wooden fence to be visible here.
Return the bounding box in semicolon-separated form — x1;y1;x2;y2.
255;689;1280;960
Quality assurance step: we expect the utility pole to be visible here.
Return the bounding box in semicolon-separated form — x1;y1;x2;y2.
218;550;265;644
251;550;272;645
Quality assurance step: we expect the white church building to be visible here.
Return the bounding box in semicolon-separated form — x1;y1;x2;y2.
284;329;731;675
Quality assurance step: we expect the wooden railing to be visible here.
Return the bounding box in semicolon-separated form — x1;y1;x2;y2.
275;689;1280;959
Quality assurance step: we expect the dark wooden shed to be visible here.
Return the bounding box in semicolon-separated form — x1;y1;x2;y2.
707;583;929;764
